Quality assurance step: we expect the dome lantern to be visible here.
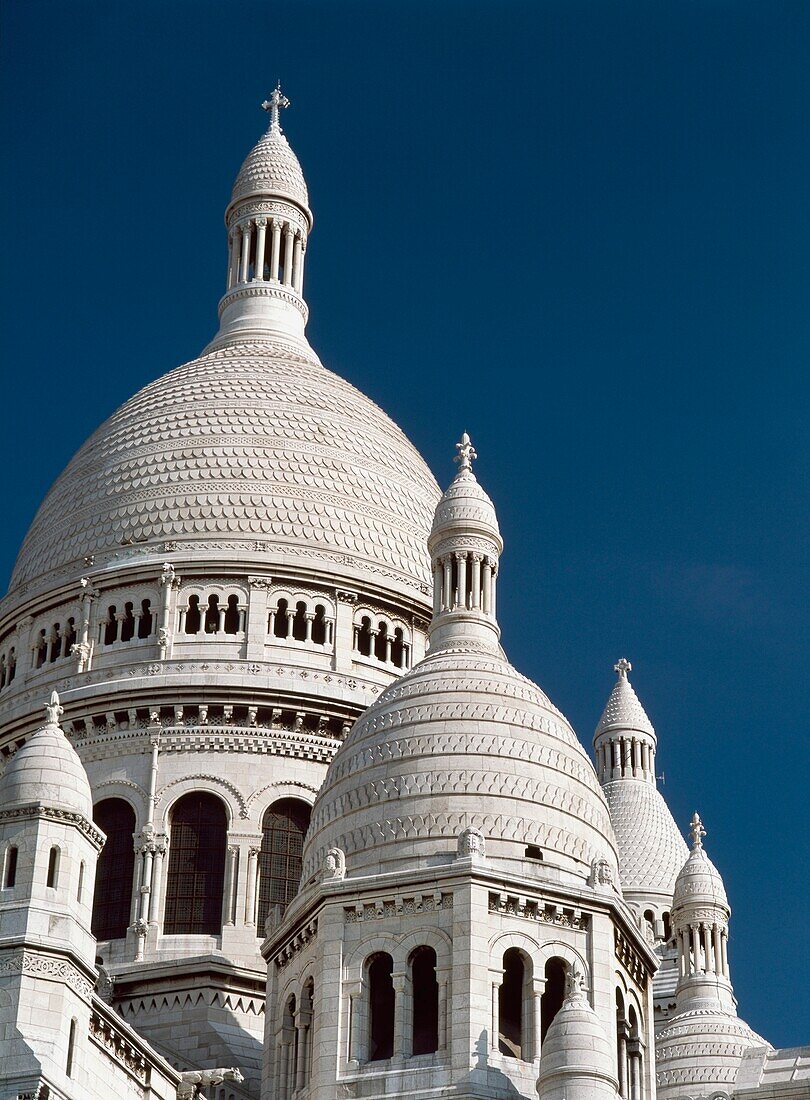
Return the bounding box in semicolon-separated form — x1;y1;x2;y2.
214;85;315;349
427;433;503;653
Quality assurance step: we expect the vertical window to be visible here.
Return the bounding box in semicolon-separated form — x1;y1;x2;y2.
498;948;526;1058
224;594;240;634
311;605;327;645
120;602;135;642
374;622;388;662
138;599;153;638
46;846;60;888
540;957;566;1042
3;845;18;888
410;946;439;1055
258;799;311;929
66;1017;76;1076
164;792;227;935
662;911;672;942
103;606;118;646
77;860;85;902
292;601;307;642
204;595;220;633
357;616;372;656
274;598;289;638
185;595;201;634
50;624;62;661
616;989;628;1099
367;953;395;1061
92;799;136;940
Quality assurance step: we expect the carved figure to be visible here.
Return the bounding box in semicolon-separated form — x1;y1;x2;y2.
589;857;615;889
323;847;346;881
178;1067;244;1099
457;826;485;858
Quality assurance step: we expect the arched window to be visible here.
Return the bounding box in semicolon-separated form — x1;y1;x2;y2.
628;1005;643;1100
92;798;136;940
46;846;60;889
499;947;529;1059
63;618;76;653
367;952;395;1061
258;799;311;929
616;989;628;1099
120;602;136;642
138;598;153;638
103;606;118;646
3;845;18;888
7;647;16;683
662;910;672;942
35;629;47;668
410;946;439;1055
356;616;372;657
164;792;227;935
77;860;85;902
540;957;566;1043
66;1018;76;1076
274;598;289;638
292;601;307;642
224;594;240;634
374;622;388;662
50;624;62;661
311;605;327;645
391;627;406;668
185;595;201;634
204;595;220;633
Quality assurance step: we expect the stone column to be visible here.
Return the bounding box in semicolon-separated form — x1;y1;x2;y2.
246;577;271;660
392;973;409;1058
346;981;365;1064
292;233;303;291
334;590;357;672
283;225;295;286
295;1008;312;1089
443;557;453;611
148;836;167;924
269;219;282;281
254;217;267;280
489;969;503;1052
239;222;252;282
244;846;260;926
470;552;482;610
721;929;729;977
433;563;442;616
296;238;306;293
690;924;701;972
228;227;240;289
531;977;544;1062
222;845;238;927
482;559;492;613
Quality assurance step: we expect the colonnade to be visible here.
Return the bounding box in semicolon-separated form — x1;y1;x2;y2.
433;549;498;617
676;921;729;979
595;736;656;784
227;216;306;293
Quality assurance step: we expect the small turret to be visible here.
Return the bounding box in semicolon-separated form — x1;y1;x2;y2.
537;967;619;1100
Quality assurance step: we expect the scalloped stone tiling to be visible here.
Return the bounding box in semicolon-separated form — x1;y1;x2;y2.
10;340;440;590
602;777;688;896
595;673;655;738
231;125;309;208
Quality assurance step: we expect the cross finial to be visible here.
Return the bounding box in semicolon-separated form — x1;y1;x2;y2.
454;432;477;473
689;812;706;850
262;83;290;130
614;657;632;680
45;690;64;727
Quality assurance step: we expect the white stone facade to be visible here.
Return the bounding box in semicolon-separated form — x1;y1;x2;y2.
1;93;807;1100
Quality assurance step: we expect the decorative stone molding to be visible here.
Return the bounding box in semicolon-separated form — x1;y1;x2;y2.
0;803;105;849
274;919;318;969
0;949;94;1000
615;925;649;988
488;891;588;930
89;1009;150;1084
343;892;453;923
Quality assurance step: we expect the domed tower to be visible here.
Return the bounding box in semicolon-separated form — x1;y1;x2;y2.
0;93;439;1097
537;968;618;1100
594;660;688;1030
259;439;656;1100
0;692;105;1098
655;814;769;1099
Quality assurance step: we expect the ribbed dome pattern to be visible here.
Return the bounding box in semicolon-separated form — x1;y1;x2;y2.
603;779;687;895
673;843;728;909
301;644;619;883
231;126;309;209
595;674;655;739
0;724;93;818
10;340;439;591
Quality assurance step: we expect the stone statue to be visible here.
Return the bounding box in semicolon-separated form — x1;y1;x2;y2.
322;847;346;881
589;857;615;890
178;1067;244;1099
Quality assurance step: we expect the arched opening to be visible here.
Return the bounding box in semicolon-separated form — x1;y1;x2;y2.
204;594;220;634
410;945;439;1055
185;595;201;634
50;624;62;661
120;602;135;642
258;799;311;929
367;952;395;1061
300;978;315;1085
7;647;15;683
311;605;327;645
3;845;18;888
616;988;628;1099
274;598;289;638
628;1005;643;1100
35;629;47;667
292;601;307;642
540;957;566;1043
66;1018;76;1077
498;947;527;1059
164;792;227;935
357;616;372;657
64;618;76;653
77;860;85;902
92;798;136;940
374;621;388;662
391;627;406;668
138;599;153;638
103;607;118;646
662;911;672;942
224;594;240;634
46;846;60;889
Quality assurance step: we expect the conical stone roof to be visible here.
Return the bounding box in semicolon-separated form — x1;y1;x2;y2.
231;122;309;210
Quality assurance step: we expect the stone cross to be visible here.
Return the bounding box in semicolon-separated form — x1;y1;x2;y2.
454;432;477;472
262;84;290;129
614;657;632;679
689;812;706;849
45;689;64;726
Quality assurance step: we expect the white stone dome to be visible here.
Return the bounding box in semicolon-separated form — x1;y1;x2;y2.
0;721;93;819
603;780;688;896
10;339;440;594
231;124;309;211
672;842;728;910
538;978;618;1098
301;642;620;884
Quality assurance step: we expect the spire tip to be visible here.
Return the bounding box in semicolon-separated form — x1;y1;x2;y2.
454;432;477;474
689;812;706;850
45;690;64;726
262;83;290;131
614;657;632;680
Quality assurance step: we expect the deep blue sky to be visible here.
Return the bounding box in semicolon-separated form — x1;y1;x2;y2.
2;1;808;1044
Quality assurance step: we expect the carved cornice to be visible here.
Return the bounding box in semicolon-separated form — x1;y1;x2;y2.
273;918;318;969
0;948;95;1000
0;804;105;849
488;891;588;930
344;892;453;924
